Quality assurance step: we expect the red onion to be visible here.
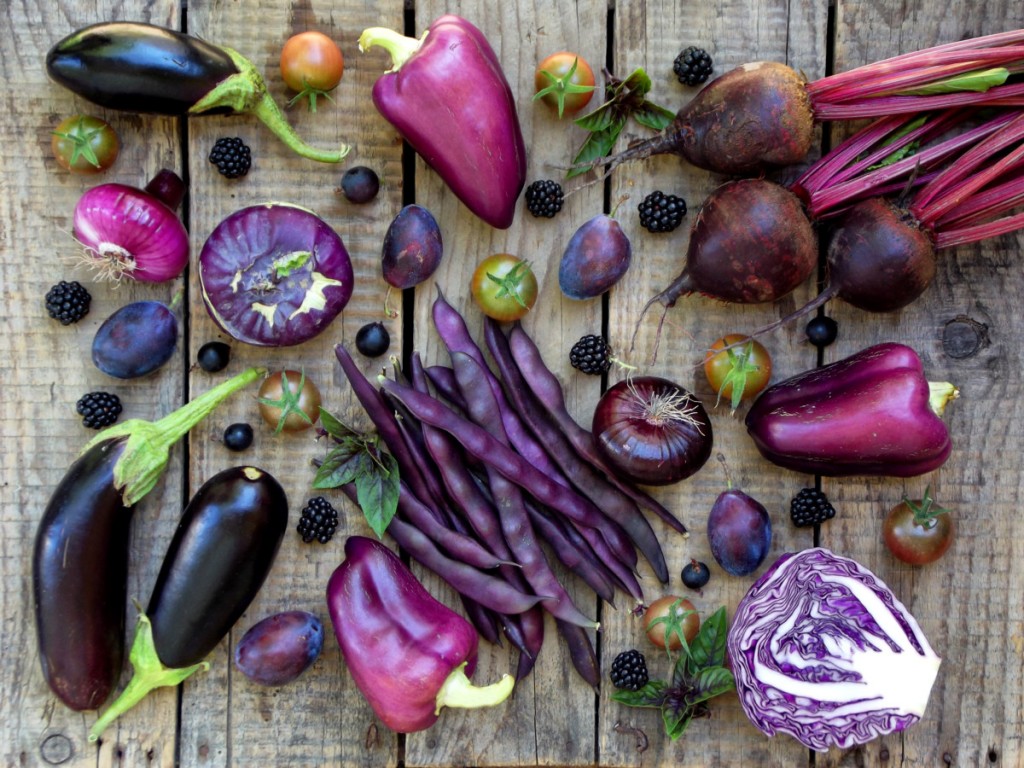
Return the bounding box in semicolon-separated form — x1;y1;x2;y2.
591;376;713;486
198;203;353;347
72;170;189;283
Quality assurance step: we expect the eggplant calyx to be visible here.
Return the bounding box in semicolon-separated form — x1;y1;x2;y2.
191;46;350;163
927;381;960;416
358;26;429;73
81;366;266;506
88;614;208;743
433;662;515;716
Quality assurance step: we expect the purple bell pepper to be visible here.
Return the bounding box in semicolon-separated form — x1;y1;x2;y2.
359;15;526;229
326;536;514;733
745;343;958;477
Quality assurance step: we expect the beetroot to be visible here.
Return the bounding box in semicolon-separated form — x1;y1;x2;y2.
582;31;1024;177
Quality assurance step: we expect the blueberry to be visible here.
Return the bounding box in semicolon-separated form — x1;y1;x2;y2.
806;316;839;348
340;166;380;204
681;560;711;590
223;422;254;451
197;341;231;373
355;322;391;358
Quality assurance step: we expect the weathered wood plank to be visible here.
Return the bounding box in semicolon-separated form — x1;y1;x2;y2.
603;1;827;765
2;1;185;766
180;1;404;766
818;3;1024;767
403;1;607;765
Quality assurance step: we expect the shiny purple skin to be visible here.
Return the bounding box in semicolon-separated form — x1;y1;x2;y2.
368;15;526;229
91;300;178;378
559;214;633;299
745;343;954;477
382;204;444;289
234;610;324;686
707;489;772;577
198;204;353;347
326;536;479;733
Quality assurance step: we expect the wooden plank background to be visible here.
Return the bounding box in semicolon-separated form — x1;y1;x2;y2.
2;0;1022;766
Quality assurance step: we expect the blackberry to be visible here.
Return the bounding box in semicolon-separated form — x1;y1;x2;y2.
209;137;252;179
45;281;91;325
790;488;837;527
610;649;649;691
76;391;122;429
524;179;564;218
570;334;612;375
673;46;714;86
638;191;687;233
297;496;339;544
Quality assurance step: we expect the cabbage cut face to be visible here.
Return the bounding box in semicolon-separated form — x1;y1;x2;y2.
728;547;940;752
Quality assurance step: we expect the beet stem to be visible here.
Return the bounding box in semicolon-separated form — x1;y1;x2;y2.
935;173;1024;228
812;82;1024;120
935;209;1024;250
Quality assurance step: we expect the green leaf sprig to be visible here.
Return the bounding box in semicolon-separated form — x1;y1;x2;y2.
313;407;400;538
612;604;734;740
568;67;676;179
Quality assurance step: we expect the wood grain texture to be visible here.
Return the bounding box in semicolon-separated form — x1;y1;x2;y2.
2;0;1023;765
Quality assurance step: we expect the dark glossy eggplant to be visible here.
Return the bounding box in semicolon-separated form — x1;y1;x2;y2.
32;367;264;713
148;465;288;667
90;465;287;740
46;22;348;162
33;438;131;712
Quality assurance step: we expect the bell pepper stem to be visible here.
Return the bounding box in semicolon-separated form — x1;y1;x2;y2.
81;366;267;506
434;662;515;715
190;46;350;163
358;26;429;72
928;381;960;416
89;614;209;742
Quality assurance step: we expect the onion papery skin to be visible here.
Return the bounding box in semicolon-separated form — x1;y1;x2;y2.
73;183;189;283
591;376;713;486
728;548;941;753
199;203;354;347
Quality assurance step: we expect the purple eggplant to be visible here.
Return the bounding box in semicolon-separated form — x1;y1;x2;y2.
359;15;526;229
89;465;288;741
326;536;515;733
33;368;264;713
745;343;959;477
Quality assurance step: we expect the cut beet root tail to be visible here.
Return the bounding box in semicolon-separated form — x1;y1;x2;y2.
570;29;1024;178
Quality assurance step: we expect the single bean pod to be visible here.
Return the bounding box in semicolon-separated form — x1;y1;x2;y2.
46;21;348;162
89;466;288;741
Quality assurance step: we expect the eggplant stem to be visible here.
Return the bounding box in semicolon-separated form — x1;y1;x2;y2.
89;614;208;742
434;662;514;715
191;46;350;163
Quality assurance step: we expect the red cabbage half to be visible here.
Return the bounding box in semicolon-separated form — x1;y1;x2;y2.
727;548;940;753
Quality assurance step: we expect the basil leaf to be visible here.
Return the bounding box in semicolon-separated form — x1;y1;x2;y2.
355;450;400;539
568;122;625;178
686;666;735;706
688;605;730;674
574;101;621;133
633;101;676;132
663;707;694;741
312;442;364;489
622;67;653;96
610;679;667;708
318;407;360;442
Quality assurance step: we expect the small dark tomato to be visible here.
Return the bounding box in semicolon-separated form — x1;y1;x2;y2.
280;31;344;111
340;166;380;203
680;560;711;590
355;322;390;358
257;370;322;434
533;52;596;118
223;423;254;452
470;254;538;322
52;114;120;174
806;315;839;348
643;595;700;651
197;341;231;373
883;486;954;565
704;335;772;411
